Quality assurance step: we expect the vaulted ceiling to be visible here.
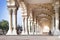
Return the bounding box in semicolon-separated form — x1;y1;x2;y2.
28;3;54;28
17;0;59;28
23;0;57;28
25;0;52;4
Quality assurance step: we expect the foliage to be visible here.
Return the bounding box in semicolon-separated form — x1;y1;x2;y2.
0;20;9;34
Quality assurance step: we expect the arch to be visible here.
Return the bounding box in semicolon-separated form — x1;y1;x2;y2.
32;7;54;17
19;2;28;15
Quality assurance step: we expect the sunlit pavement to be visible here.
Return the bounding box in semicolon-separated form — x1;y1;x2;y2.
0;35;60;40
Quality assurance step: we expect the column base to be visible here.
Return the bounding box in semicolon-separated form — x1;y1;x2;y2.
12;29;17;35
29;32;34;35
36;32;43;35
6;30;13;35
37;33;41;35
51;29;54;35
21;31;28;35
34;32;37;35
53;29;60;36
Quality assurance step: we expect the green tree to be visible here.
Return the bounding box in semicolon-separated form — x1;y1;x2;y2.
0;20;9;34
0;22;1;29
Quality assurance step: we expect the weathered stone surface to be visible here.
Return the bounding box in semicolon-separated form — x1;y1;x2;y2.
0;36;60;40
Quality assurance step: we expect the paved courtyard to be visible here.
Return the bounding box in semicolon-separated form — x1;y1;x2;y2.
0;36;60;40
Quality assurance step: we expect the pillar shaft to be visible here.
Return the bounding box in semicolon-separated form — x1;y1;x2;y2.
13;8;17;35
6;8;13;35
25;16;29;35
51;16;55;34
29;11;33;35
28;17;30;34
32;20;35;35
30;20;33;32
55;6;59;30
53;2;59;35
34;17;37;35
9;9;12;31
55;12;59;30
22;17;25;32
30;18;34;35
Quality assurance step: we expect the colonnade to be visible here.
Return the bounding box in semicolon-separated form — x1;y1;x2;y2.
21;11;42;35
6;1;60;35
21;1;60;35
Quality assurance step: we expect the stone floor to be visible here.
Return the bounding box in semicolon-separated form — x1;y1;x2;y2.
0;35;60;40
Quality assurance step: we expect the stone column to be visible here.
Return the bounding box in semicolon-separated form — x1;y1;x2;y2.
34;17;38;35
29;11;34;35
30;18;34;35
21;17;25;35
36;19;38;34
54;2;59;35
12;8;17;35
32;20;35;35
24;16;29;35
6;8;13;35
36;23;39;34
28;16;30;35
36;22;43;35
55;8;59;30
28;16;34;35
34;21;37;35
36;20;38;35
51;16;55;35
39;25;43;35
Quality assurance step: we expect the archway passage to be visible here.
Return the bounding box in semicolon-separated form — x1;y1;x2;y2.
6;0;60;35
31;6;53;35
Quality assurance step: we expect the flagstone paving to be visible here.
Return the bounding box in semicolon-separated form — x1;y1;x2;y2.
0;36;60;40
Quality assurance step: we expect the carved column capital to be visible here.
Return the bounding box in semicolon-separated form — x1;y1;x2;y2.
8;8;12;15
12;8;17;15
